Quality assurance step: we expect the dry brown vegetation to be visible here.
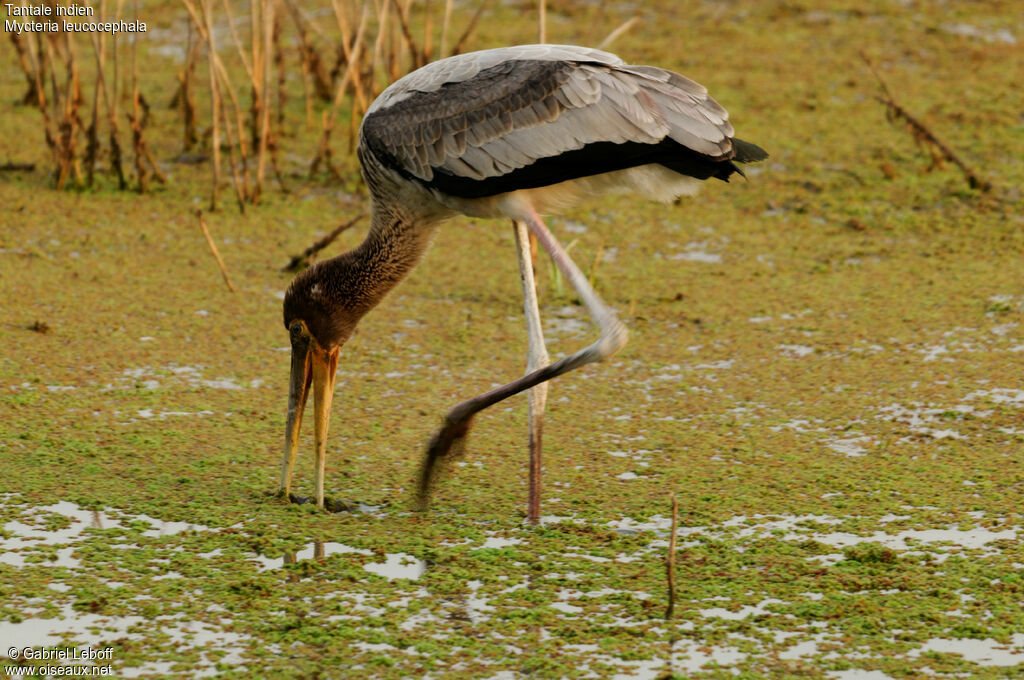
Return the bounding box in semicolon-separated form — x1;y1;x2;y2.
8;0;498;207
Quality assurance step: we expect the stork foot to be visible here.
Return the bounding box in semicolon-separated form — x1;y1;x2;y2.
269;490;354;512
271;490;312;505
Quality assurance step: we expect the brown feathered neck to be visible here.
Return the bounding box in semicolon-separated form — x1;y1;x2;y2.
283;210;436;350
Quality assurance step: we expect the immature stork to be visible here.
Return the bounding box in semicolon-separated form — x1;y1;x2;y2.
279;44;767;520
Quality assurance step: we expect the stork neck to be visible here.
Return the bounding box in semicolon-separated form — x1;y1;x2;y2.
333;210;434;314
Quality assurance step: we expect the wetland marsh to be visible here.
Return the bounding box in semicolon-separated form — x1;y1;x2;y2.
2;0;1023;677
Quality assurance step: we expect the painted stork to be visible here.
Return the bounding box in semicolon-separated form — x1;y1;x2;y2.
279;44;767;519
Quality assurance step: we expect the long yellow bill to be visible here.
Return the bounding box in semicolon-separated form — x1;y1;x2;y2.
280;324;339;509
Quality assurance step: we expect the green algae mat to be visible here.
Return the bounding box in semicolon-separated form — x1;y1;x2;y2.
2;1;1023;677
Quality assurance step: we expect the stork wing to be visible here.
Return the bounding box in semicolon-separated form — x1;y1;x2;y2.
359;45;742;199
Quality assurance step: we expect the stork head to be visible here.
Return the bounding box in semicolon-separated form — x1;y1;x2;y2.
276;216;428;507
278;257;366;508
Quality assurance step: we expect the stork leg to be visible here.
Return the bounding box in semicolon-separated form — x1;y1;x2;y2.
514;220;550;524
419;211;627;509
311;347;339;509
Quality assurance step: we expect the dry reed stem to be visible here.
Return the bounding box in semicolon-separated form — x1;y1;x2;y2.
196;210;238;292
330;0;369;113
309;109;339;179
282;213;364;271
45;39;69;188
8;33;40;104
582;0;608;46
285;0;332;100
108;0;127;188
183;31;201;150
39;34;76;188
84;2;106;185
62;32;85;187
216;74;253;204
19;33;47;113
223;0;263;170
861;51;992;193
598;16;639;49
665;494;678;620
588;236;605;288
391;0;423;69
327;0;353;129
438;0;453;58
220;0;255;83
255;0;275;200
449;0;488;56
368;0;391;98
19;31;63;183
250;0;262;97
347;92;360;153
248;0;264;140
196;0;222;208
215;80;248;212
297;35;314;127
390;3;402;79
339;10;368;94
422;0;432;60
273;10;287;128
184;0;262;206
537;0;546;42
129;0;163;192
311;1;369;174
125;20;165;190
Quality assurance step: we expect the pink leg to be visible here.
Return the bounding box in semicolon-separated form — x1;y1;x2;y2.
514;220;550;524
418;211;627;511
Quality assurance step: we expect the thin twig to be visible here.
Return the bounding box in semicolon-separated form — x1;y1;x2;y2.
438;0;453;58
665;494;678;620
588;236;604;288
273;9;287;130
8;33;40;103
390;0;423;68
422;0;433;60
330;0;369;113
84;3;105;186
861;51;992;193
282;213;364;272
597;16;639;49
184;0;257;205
450;0;488;56
285;0;332;100
368;0;392;98
196;0;221;208
169;26;202;151
220;0;255;83
255;0;275;200
311;3;369;175
582;0;609;46
216;83;248;213
196;210;237;292
129;0;152;192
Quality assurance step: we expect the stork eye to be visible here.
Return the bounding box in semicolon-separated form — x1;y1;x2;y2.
288;320;307;342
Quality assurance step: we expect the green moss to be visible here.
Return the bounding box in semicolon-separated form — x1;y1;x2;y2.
1;0;1023;676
